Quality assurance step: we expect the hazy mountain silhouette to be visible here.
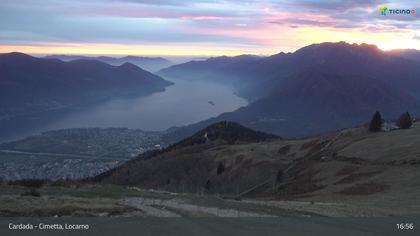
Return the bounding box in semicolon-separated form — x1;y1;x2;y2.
387;49;420;64
159;55;262;99
162;42;420;139
44;54;173;72
162;42;420;102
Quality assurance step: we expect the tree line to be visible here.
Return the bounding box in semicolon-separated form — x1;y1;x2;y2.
369;111;414;132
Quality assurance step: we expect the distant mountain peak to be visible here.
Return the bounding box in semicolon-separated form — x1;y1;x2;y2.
0;52;34;59
205;54;259;61
1;51;28;56
119;62;140;69
121;55;165;60
297;41;382;55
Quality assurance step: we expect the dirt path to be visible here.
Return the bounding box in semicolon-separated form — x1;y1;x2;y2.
123;197;275;217
124;198;180;217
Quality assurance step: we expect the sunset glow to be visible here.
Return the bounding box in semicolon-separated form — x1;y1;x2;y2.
1;0;419;56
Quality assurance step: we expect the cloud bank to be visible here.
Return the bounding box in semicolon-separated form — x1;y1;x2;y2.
0;0;419;55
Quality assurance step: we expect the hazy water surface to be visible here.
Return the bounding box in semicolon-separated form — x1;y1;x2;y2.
42;78;247;131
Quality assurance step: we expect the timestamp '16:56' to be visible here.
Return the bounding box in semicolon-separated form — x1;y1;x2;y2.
397;223;414;230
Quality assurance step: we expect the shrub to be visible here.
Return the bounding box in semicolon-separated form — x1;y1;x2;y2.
275;170;284;184
21;189;41;197
397;112;413;129
10;179;45;188
216;162;225;175
205;180;211;191
369;111;383;132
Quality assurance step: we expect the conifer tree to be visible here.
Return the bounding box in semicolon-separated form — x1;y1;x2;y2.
397;112;413;129
217;162;225;175
369;111;383;132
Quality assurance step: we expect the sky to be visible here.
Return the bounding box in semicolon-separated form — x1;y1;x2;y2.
0;0;419;56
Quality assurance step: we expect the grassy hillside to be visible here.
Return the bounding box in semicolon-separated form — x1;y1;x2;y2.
95;121;420;215
1;121;419;219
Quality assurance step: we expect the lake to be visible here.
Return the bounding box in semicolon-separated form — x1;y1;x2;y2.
0;77;247;142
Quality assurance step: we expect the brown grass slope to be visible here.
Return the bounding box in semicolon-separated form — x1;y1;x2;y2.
95;121;420;210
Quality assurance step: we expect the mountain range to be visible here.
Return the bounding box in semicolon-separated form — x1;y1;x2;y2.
0;52;173;140
162;42;420;101
44;54;173;72
2;42;420;141
161;42;420;138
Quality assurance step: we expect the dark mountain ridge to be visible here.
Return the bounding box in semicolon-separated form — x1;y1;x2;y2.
161;42;420;102
169;121;279;147
0;52;173;125
91;121;279;187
